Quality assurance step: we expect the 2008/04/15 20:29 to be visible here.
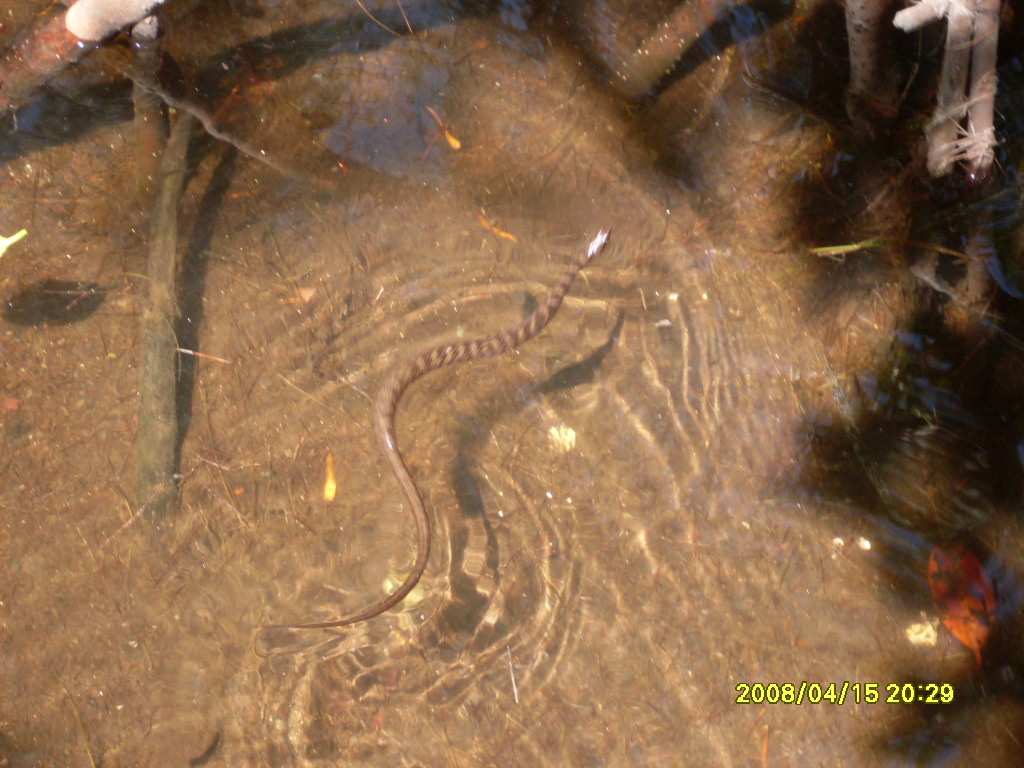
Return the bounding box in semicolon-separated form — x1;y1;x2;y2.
735;681;955;706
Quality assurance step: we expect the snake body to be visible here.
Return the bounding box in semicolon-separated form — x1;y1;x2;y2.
279;230;609;631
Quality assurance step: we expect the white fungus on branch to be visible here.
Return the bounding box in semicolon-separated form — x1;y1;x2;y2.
65;0;166;42
893;0;954;32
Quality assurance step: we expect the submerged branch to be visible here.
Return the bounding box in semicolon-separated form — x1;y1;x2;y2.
611;0;740;99
925;0;973;176
136;112;195;526
131;15;167;199
965;0;999;179
0;13;93;110
845;0;899;134
0;0;166;110
893;0;999;178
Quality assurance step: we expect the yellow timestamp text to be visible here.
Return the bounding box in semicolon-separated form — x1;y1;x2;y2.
735;681;954;705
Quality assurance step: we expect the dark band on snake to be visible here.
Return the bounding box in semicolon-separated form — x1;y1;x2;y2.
267;230;609;631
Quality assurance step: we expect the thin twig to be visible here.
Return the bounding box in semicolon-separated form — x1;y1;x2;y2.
506;646;520;705
176;347;232;364
396;0;414;35
352;0;399;36
62;684;99;768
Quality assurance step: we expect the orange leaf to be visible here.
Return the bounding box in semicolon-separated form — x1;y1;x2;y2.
323;451;337;502
476;210;518;242
928;544;996;665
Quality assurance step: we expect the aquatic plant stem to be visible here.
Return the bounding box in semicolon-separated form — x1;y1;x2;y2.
0;229;28;259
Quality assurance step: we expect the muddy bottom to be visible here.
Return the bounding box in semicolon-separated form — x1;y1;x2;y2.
2;1;1024;766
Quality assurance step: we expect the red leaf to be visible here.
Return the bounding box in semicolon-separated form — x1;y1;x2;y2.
928;544;996;665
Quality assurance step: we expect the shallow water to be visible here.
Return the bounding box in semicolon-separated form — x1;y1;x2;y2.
2;1;1024;766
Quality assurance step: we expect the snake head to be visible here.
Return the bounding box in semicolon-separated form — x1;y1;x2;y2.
587;230;610;261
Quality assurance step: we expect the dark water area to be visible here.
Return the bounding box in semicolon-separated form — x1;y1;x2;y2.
2;0;1024;765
